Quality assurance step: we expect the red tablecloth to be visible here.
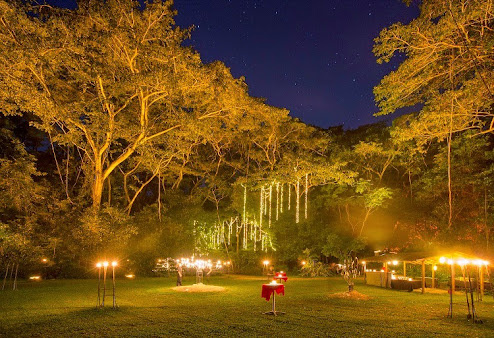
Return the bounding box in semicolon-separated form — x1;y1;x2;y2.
275;273;288;282
261;284;285;301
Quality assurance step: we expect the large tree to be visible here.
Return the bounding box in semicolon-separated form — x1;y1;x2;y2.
0;0;262;211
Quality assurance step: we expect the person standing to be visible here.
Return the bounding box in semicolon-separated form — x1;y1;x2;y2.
176;264;183;286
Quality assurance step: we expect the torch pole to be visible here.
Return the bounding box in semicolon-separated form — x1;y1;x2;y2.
102;263;107;307
97;266;101;307
112;263;117;309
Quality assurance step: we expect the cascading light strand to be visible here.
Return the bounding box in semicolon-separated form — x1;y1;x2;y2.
305;174;308;219
296;178;300;223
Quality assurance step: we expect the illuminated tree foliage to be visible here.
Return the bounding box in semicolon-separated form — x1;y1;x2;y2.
374;0;494;139
0;0;276;212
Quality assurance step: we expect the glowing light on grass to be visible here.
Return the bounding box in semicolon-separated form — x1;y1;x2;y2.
29;276;41;280
41;258;48;263
125;274;135;279
301;261;306;266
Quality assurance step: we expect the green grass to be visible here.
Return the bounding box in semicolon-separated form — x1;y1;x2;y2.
1;275;494;337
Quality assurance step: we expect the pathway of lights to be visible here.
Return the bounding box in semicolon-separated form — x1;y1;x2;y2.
96;260;118;309
193;178;311;254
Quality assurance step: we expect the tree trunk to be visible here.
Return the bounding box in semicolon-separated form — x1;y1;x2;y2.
2;262;10;291
485;186;489;250
92;160;105;211
13;263;18;291
447;134;453;229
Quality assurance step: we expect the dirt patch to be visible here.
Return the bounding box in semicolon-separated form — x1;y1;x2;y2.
329;290;370;300
172;283;226;293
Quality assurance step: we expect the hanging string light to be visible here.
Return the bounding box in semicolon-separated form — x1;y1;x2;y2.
276;182;280;221
264;188;268;215
243;217;248;249
288;183;291;211
296;178;300;223
280;184;284;214
269;184;273;227
220;222;224;244
305;174;308;219
260;186;263;229
243;184;247;226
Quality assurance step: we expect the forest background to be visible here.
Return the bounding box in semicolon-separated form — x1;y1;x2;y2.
0;0;493;277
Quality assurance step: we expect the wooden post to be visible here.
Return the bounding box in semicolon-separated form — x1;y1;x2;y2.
431;265;435;289
451;263;455;293
421;260;425;294
403;261;406;277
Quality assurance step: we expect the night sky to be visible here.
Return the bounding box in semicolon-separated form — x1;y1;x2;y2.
48;0;419;129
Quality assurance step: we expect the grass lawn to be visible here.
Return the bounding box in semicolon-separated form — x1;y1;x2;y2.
1;275;494;337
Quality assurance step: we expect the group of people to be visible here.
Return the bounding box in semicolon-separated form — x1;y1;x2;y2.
175;263;213;286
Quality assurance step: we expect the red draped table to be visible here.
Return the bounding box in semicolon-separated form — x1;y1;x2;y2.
274;272;288;283
261;283;285;315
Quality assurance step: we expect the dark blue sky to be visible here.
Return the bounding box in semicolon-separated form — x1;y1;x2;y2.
48;0;419;129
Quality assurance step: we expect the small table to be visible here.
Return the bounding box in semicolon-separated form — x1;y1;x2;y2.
262;283;285;316
274;272;288;283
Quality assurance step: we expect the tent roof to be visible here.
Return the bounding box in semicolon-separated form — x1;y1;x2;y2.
360;251;487;265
